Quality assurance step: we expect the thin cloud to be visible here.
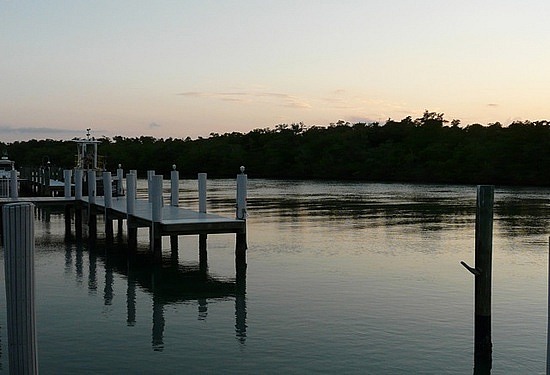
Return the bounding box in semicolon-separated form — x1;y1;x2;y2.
0;125;86;134
149;122;161;129
177;90;311;109
487;103;499;107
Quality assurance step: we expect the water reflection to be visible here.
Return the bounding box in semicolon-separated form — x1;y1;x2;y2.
88;242;97;295
72;238;246;350
232;181;550;238
0;325;2;372
474;352;491;375
126;268;136;326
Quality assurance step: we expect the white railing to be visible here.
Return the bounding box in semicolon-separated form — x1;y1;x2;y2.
0;178;10;197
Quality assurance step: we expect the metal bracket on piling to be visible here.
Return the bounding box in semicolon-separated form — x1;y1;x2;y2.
460;261;481;276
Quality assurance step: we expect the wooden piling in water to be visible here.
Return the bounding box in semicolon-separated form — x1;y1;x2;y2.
547;236;550;375
3;202;38;375
474;185;494;361
235;167;248;275
460;185;494;373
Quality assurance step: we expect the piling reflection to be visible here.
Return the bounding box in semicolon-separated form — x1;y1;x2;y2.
77;239;246;350
126;267;136;326
0;325;3;372
87;241;97;295
473;352;492;375
64;243;72;275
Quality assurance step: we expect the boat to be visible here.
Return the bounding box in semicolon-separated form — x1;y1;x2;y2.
74;128;106;172
0;152;16;179
73;129;123;196
0;152;17;197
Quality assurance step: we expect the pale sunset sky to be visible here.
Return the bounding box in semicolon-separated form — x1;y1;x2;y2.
2;1;550;142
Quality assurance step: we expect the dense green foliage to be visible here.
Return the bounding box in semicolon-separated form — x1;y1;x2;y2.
2;111;550;186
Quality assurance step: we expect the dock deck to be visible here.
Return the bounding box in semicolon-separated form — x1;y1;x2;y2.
0;195;246;237
1;168;248;273
0;196;245;235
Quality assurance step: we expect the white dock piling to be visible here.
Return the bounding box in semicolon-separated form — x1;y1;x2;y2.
103;172;113;209
151;175;163;255
147;170;155;202
152;175;163;223
64;169;72;198
126;172;137;248
198;173;207;214
116;165;124;196
3;202;38;375
103;171;113;239
74;169;83;200
169;165;179;251
9;169;18;199
126;173;136;215
170;165;179;207
198;172;208;261
87;170;96;204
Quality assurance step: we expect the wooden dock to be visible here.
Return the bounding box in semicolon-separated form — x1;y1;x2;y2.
0;168;248;273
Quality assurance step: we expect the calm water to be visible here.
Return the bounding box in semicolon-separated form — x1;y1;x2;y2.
1;180;549;374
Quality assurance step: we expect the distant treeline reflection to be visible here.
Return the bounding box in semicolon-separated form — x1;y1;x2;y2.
4;111;550;186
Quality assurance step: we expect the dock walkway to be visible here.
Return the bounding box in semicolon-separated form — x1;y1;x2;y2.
0;169;248;272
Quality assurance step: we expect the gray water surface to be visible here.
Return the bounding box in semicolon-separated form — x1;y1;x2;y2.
1;180;549;374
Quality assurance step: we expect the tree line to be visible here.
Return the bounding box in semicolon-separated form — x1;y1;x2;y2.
3;111;550;186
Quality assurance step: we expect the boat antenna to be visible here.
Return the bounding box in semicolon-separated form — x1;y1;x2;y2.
86;128;91;140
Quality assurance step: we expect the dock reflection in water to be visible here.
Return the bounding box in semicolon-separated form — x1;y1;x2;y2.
62;237;246;350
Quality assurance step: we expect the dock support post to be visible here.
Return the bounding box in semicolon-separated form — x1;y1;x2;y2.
74;169;83;239
63;169;72;198
126;172;137;249
116;165;124;197
103;171;113;241
199;234;208;270
147;170;155;202
63;170;73;239
170;165;179;207
64;204;72;240
170;165;179;252
87;170;97;238
198;172;208;263
198;173;207;213
44;165;51;196
151;175;163;259
3;202;39;375
235;167;248;276
117;219;123;239
10;169;18;199
75;169;83;200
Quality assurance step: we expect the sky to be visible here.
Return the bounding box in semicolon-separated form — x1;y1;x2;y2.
2;0;550;142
